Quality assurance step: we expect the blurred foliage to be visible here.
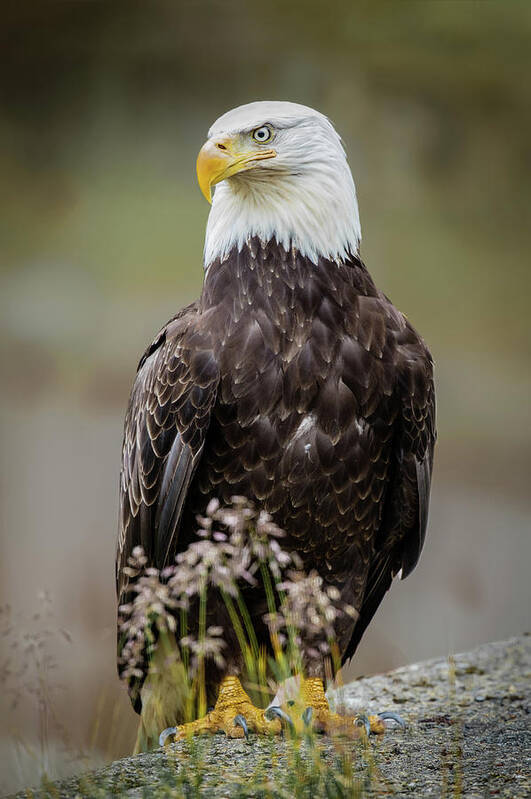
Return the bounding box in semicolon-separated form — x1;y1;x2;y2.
1;0;530;361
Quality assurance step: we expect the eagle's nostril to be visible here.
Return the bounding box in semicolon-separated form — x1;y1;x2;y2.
216;143;227;151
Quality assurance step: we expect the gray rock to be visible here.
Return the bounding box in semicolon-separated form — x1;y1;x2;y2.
10;636;531;798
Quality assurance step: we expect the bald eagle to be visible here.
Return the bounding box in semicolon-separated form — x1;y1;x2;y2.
116;101;436;747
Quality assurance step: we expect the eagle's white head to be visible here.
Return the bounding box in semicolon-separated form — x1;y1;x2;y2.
197;101;361;268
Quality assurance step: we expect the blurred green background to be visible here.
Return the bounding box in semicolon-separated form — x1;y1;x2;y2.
1;0;530;792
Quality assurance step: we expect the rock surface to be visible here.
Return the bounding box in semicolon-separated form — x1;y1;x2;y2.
11;636;530;798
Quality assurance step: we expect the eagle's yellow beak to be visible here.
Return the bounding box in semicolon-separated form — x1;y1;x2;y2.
196;136;276;204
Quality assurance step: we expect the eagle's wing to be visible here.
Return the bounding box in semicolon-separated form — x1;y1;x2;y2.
343;321;436;662
116;303;219;602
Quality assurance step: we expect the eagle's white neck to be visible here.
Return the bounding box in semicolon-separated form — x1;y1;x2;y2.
203;153;361;268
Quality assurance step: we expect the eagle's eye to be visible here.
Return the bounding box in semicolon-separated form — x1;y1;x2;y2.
252;125;273;144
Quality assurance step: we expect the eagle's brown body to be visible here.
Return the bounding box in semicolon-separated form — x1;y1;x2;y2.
117;239;435;714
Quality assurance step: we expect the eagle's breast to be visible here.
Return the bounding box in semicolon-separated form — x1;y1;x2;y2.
191;240;399;584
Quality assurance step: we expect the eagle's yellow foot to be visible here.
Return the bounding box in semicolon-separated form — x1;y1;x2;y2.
159;676;281;745
290;678;404;738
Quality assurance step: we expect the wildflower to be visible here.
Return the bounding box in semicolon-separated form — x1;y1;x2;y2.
117;497;356;684
266;570;358;659
180;626;226;672
118;550;179;681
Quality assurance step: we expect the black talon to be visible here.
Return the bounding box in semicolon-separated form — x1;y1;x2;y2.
302;706;313;727
354;714;371;737
378;711;406;728
159;726;177;747
265;706;295;730
233;713;249;739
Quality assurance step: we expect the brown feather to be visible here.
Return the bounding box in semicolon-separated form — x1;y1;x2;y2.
116;239;436;712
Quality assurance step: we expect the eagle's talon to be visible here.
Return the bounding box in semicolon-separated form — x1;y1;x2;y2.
159;726;177;747
265;705;295;730
377;711;406;728
354;714;371;737
233;713;249;739
302;706;313;727
163;677;282;741
299;678;394;738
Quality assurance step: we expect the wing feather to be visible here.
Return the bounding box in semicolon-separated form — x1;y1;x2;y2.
116;303;219;602
154;436;198;567
343;325;436;663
